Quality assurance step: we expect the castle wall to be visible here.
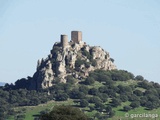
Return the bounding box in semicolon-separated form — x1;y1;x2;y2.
71;31;82;43
61;34;68;48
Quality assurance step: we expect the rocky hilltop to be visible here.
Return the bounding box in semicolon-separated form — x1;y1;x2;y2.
29;31;116;90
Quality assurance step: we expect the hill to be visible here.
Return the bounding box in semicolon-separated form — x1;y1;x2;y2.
5;70;160;120
1;31;160;120
2;69;160;120
6;31;116;90
29;31;116;90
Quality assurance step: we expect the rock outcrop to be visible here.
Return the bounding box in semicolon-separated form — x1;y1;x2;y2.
30;31;116;90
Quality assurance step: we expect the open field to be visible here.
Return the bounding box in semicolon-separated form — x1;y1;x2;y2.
7;99;160;120
8;99;75;120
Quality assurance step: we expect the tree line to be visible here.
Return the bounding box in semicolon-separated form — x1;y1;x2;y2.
0;69;160;119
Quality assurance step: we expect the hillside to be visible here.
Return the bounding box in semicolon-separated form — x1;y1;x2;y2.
0;31;160;120
4;70;160;120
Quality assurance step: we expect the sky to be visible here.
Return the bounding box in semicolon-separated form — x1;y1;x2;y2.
0;0;160;83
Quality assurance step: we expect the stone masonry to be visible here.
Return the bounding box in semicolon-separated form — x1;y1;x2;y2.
71;31;82;43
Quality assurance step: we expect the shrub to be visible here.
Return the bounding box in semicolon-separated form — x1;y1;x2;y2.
66;75;76;84
75;59;85;68
84;77;95;85
123;106;131;112
80;99;89;107
40;105;88;120
91;59;97;67
130;101;140;109
56;93;69;101
111;98;121;107
135;75;144;81
82;49;92;60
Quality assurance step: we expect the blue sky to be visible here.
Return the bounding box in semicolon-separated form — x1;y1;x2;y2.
0;0;160;83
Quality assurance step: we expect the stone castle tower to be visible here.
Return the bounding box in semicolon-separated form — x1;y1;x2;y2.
61;31;82;48
71;31;82;43
61;34;68;48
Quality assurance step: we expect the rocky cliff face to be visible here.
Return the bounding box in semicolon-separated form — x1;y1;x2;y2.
29;31;116;90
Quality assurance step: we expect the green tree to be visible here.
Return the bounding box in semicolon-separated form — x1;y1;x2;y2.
145;94;160;109
94;112;101;119
138;81;153;89
29;97;41;106
88;88;98;95
105;105;112;113
110;58;114;63
118;85;132;94
108;110;115;118
105;89;116;98
145;101;157;110
140;96;148;106
79;85;89;94
120;94;128;102
84;77;95;85
91;59;97;66
128;94;140;102
135;75;144;81
0;108;5;120
98;86;108;93
75;59;85;68
111;98;121;107
80;99;89;107
66;75;76;84
98;74;110;83
56;93;69;101
111;70;134;81
97;93;108;103
133;90;143;96
123;106;131;112
40;105;89;120
88;96;102;104
130;101;140;109
89;106;95;111
95;102;105;112
81;49;92;60
69;89;85;99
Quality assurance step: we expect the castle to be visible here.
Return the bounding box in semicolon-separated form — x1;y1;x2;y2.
31;30;116;89
60;31;83;48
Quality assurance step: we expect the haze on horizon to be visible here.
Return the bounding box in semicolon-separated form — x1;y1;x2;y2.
0;0;160;83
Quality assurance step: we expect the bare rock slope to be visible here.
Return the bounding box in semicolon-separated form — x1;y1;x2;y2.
30;31;116;90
